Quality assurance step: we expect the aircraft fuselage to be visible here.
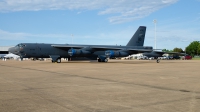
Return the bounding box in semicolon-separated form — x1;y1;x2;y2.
9;43;153;59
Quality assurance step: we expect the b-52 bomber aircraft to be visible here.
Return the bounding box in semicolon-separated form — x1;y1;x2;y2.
9;26;162;63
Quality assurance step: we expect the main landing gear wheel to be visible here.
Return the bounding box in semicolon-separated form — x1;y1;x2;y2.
104;59;108;62
97;58;108;62
52;58;61;63
156;59;160;63
57;58;61;63
97;59;102;62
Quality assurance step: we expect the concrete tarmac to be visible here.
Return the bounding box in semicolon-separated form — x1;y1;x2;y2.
0;59;200;112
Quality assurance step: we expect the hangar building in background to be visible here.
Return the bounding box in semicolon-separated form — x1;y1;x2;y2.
0;46;13;54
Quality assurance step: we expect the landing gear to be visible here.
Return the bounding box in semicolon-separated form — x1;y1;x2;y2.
51;58;61;63
57;58;61;63
97;58;108;62
97;59;102;62
49;55;61;63
156;59;160;63
104;58;108;62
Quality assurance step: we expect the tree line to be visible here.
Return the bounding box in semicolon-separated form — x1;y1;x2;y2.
162;41;200;57
186;41;200;56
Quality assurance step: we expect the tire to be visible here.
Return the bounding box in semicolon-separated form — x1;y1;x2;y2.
97;59;101;62
104;59;108;62
57;59;61;63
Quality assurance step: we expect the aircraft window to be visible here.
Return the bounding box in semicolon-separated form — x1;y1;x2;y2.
15;44;25;47
16;44;26;47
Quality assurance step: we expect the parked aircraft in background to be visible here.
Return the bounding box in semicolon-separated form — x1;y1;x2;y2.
0;54;7;59
4;53;20;60
0;53;20;60
142;51;184;62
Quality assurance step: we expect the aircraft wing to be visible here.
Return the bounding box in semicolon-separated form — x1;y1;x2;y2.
51;44;125;50
52;45;153;52
162;51;182;54
52;45;84;49
152;51;185;56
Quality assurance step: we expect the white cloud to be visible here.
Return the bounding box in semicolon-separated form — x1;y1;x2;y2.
0;29;27;40
99;0;178;23
145;25;200;50
0;0;178;23
0;28;136;45
0;29;69;42
77;11;82;14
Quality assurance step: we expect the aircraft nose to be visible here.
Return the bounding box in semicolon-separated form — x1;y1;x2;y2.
8;47;16;54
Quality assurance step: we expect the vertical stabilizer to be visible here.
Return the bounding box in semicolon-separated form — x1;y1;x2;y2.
126;26;146;46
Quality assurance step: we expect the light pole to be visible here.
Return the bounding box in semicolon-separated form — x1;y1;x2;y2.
153;19;157;49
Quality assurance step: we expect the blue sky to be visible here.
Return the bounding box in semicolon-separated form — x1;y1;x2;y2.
0;0;200;50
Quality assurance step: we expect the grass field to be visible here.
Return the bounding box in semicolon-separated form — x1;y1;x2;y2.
192;57;200;60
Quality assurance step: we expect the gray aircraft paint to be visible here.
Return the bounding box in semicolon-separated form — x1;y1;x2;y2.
126;26;146;46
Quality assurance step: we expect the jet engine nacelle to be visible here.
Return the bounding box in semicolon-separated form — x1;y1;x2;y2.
105;50;129;58
68;49;91;56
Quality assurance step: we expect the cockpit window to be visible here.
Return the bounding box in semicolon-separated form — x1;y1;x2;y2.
16;44;26;47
